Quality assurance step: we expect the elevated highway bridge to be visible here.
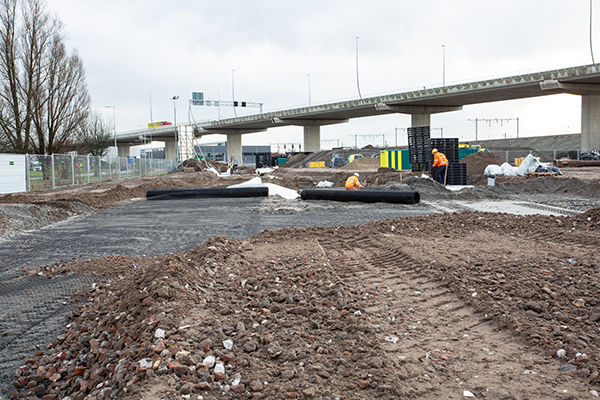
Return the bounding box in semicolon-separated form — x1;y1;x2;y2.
117;63;600;163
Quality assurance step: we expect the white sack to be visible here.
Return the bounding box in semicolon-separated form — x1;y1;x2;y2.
484;164;503;176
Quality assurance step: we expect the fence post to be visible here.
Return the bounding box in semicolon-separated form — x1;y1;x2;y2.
505;151;509;164
71;154;75;185
109;156;112;180
87;154;90;184
26;153;30;192
51;154;55;188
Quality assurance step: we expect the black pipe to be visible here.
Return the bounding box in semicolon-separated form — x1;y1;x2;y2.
301;189;420;204
147;187;269;200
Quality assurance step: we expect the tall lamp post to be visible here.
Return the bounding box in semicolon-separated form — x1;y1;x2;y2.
149;91;153;160
172;96;179;162
105;105;116;155
442;45;446;86
307;74;311;106
355;36;362;100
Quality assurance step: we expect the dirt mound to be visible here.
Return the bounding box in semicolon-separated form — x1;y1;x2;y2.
178;158;220;172
462;151;506;175
341;157;380;170
278;153;309;168
13;211;600;399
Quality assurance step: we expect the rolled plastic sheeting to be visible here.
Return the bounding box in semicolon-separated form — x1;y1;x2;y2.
301;189;420;204
147;187;269;200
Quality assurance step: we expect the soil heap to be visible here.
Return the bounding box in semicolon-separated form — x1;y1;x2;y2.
461;151;506;175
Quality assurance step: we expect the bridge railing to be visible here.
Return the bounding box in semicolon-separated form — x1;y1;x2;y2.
27;154;178;191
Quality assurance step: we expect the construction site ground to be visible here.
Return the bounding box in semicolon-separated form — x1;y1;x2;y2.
0;152;600;400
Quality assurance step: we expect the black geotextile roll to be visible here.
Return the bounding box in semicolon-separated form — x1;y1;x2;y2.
146;187;269;200
300;189;420;204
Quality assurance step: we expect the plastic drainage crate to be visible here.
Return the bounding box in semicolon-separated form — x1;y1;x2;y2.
431;138;459;163
411;161;431;172
446;163;467;185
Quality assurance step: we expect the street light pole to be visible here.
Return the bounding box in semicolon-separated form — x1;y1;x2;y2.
172;96;179;161
149;91;153;160
105;105;116;155
232;70;237;117
356;36;362;100
307;74;311;106
442;45;446;86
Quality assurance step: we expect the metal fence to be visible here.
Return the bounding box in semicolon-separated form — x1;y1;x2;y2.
491;149;581;164
26;154;178;191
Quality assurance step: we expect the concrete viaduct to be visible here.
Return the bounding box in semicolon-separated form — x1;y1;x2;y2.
117;63;600;163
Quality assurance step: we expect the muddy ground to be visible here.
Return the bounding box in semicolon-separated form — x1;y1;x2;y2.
2;156;600;399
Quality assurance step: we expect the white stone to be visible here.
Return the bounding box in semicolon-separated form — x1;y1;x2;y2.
203;355;215;368
223;339;233;350
214;362;225;374
154;328;165;339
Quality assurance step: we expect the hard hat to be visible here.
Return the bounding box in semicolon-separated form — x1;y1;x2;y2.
354;172;359;177
432;148;438;154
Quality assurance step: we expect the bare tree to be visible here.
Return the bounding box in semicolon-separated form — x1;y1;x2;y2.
76;110;113;157
0;0;89;154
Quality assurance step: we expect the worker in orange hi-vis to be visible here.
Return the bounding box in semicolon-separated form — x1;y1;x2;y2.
345;172;364;190
431;148;449;184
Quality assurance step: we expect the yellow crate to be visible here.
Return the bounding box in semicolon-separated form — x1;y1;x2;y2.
514;157;524;166
318;161;325;167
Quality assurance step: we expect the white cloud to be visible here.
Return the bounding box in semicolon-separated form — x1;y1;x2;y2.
46;0;595;147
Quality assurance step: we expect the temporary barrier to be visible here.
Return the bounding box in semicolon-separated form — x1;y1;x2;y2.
301;189;420;204
379;150;411;170
146;186;269;200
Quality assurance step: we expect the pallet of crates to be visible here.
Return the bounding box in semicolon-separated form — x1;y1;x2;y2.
445;162;467;185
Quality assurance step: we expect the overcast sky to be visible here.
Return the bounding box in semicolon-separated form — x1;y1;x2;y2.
45;0;596;149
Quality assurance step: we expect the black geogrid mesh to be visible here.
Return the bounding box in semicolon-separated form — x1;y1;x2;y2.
0;197;433;396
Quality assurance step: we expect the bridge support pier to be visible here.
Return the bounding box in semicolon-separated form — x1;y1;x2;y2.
118;145;130;158
581;94;600;151
271;118;349;153
303;126;321;152
411;113;431;127
227;132;242;163
165;138;177;161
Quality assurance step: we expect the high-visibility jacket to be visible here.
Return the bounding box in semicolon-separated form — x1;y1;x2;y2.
433;151;448;167
345;175;363;189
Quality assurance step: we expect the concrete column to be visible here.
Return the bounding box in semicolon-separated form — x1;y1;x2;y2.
581;94;600;151
227;132;242;163
164;138;177;160
303;125;321;152
411;113;431;127
117;145;130;158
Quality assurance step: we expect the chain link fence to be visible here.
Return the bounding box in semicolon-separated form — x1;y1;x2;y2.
27;154;178;191
489;149;581;164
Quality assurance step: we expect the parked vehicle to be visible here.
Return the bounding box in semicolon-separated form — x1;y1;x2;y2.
347;154;363;164
580;149;599;160
331;157;345;168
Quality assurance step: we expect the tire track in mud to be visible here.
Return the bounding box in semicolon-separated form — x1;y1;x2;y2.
317;232;590;399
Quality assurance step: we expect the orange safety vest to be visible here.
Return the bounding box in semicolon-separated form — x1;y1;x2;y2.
433;152;448;167
345;175;363;189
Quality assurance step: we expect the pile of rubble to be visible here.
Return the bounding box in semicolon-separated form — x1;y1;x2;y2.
11;233;402;399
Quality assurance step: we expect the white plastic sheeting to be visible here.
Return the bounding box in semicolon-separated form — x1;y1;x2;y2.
228;177;299;199
516;154;541;176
